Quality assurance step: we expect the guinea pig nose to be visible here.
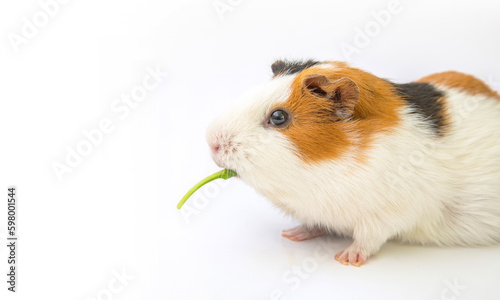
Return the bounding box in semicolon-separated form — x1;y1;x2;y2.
211;142;221;153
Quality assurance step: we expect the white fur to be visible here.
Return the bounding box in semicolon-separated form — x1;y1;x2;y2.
207;75;500;260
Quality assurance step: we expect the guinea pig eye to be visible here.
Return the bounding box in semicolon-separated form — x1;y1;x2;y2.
269;110;288;126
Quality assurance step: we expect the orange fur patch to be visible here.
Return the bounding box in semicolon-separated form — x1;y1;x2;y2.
417;71;500;100
272;62;404;163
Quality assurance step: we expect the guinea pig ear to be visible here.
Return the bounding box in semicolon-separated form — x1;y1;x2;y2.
271;60;287;76
303;75;360;119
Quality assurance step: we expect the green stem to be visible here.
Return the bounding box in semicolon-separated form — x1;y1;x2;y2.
177;169;237;209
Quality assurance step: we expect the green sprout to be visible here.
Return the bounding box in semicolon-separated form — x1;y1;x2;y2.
177;169;238;209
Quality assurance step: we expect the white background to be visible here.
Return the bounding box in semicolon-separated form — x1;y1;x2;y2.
1;0;500;299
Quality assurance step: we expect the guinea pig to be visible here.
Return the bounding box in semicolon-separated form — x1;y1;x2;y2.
205;59;500;267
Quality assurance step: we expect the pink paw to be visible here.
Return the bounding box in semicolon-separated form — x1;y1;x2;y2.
281;226;324;242
335;249;367;267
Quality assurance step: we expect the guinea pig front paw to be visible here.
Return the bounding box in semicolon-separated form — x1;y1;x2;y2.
281;225;324;242
335;247;367;267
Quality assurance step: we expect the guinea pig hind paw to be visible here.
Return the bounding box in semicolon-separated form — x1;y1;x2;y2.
281;226;324;242
335;249;366;267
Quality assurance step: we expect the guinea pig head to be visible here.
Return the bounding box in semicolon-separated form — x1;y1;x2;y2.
206;65;360;192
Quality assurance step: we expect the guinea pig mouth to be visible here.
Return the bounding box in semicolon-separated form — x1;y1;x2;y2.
206;130;240;171
211;152;239;172
210;147;232;169
211;153;225;169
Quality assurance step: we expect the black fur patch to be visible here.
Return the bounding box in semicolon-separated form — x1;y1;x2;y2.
392;82;446;135
271;59;321;76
